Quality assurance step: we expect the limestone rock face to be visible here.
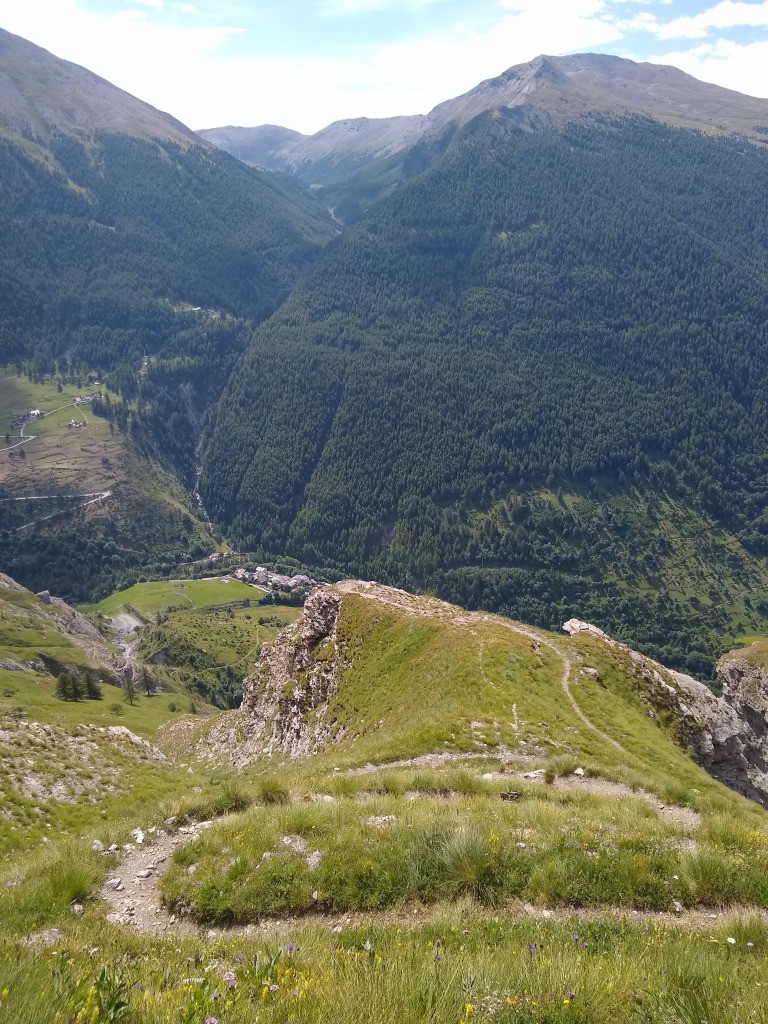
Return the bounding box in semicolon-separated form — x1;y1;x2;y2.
663;667;768;805
563;619;768;805
233;588;347;766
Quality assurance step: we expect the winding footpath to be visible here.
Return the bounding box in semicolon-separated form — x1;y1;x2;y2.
337;581;628;757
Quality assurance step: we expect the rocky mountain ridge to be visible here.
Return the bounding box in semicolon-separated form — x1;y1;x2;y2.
194;581;768;808
564;618;768;806
0;27;203;154
199;52;768;181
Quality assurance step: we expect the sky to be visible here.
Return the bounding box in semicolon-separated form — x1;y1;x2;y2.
2;0;768;133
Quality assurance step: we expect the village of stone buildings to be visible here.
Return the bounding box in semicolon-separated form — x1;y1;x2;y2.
231;564;319;592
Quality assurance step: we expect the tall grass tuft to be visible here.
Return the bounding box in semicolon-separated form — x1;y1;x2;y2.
256;776;291;805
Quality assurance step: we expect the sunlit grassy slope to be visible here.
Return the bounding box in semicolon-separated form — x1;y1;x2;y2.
3;579;768;1024
81;576;265;619
0;573;221;733
154;583;768;925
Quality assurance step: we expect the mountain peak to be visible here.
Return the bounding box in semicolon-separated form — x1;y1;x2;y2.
0;27;201;149
426;51;768;141
201;50;768;183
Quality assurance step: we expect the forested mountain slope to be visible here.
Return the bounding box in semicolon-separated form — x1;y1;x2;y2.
0;29;335;598
201;113;768;674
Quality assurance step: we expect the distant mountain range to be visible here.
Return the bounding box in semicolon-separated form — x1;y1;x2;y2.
199;52;768;183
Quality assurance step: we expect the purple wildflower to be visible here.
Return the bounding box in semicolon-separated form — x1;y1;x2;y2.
286;942;296;952
567;992;576;1001
212;991;220;1000
223;970;237;990
205;1018;219;1024
270;983;280;992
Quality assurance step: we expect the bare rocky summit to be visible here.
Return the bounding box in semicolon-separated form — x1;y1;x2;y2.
0;27;202;150
200;53;768;180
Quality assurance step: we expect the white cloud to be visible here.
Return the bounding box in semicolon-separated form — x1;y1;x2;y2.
648;36;768;96
632;0;768;40
3;0;242;116
0;0;623;131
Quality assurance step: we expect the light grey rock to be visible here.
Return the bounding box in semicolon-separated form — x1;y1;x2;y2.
208;588;347;767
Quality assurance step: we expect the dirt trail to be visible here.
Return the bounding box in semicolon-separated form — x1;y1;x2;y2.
97;823;754;939
99;823;212;936
337;581;627;756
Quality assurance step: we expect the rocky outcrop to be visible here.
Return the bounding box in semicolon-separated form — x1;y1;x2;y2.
220;588;347;767
659;668;768;806
0;572;25;591
564;620;768;805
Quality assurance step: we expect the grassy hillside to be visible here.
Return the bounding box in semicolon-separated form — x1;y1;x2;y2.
82;577;264;619
3;580;768;1022
160;583;768;923
82;575;302;709
0;572;206;734
0;371;217;601
201;115;768;675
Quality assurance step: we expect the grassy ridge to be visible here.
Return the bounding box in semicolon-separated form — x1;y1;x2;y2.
157;587;768;925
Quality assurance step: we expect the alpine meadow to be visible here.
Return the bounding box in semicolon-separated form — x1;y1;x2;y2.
3;24;768;1024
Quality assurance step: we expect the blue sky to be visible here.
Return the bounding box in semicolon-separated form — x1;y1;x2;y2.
3;1;768;132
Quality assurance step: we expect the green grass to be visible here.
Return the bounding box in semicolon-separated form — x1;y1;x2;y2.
0;373;104;434
3;911;768;1024
0;670;190;736
80;577;265;618
159;778;768;922
4;581;768;1024
137;604;298;671
730;640;768;668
